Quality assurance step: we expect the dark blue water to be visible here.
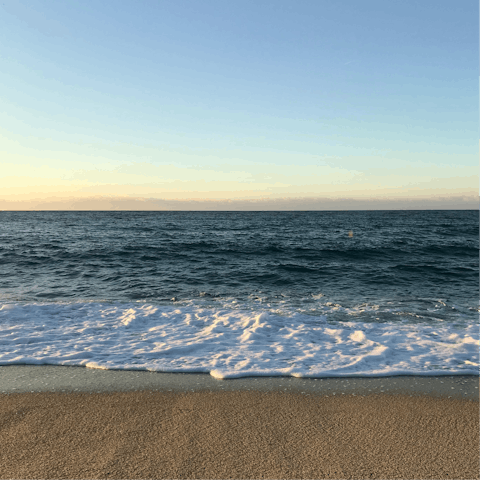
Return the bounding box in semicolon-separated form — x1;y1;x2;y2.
0;211;477;316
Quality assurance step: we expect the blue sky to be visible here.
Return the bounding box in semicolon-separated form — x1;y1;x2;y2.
0;0;477;209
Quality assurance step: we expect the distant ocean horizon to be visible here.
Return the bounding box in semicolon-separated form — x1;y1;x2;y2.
0;210;478;378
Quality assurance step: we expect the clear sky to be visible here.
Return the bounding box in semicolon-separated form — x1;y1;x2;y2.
0;0;478;210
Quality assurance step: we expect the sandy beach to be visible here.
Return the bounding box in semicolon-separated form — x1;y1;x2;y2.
0;367;478;480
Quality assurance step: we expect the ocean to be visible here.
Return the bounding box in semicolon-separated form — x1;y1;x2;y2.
0;210;478;378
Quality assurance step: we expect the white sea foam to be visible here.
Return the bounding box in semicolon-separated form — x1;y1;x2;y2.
0;302;478;378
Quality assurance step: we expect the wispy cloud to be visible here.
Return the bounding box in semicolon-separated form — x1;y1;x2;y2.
0;194;477;211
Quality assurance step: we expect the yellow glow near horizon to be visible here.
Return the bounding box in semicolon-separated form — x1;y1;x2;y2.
1;131;477;209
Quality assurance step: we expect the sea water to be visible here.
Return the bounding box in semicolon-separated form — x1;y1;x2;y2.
0;210;478;378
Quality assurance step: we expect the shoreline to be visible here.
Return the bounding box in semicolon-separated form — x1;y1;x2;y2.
1;365;478;399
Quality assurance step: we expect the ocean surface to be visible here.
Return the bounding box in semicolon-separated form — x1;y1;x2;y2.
0;210;478;378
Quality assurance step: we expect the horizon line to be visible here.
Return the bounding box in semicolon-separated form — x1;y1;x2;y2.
1;209;478;212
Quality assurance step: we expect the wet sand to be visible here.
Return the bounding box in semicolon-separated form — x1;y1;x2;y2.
0;367;478;479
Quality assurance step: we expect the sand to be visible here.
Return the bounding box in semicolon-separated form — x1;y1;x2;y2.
0;369;478;479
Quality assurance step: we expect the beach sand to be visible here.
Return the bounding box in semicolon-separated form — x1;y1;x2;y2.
0;367;478;479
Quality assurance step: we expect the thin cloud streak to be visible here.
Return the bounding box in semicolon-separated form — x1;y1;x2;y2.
1;195;477;211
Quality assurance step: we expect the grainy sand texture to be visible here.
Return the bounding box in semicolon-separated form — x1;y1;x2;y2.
1;389;478;479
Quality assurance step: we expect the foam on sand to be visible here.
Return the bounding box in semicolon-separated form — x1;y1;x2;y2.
1;302;478;378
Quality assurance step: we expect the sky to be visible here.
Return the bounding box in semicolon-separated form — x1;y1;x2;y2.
0;0;478;210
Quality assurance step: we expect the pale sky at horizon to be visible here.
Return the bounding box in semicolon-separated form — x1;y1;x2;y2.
0;0;478;209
